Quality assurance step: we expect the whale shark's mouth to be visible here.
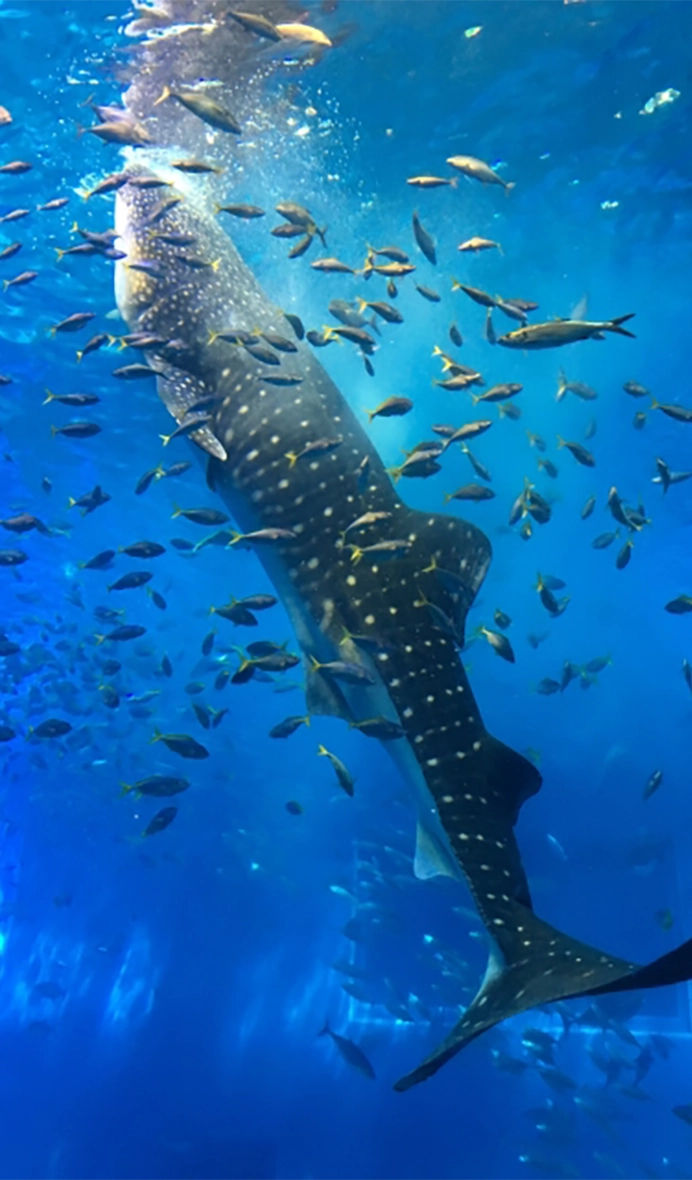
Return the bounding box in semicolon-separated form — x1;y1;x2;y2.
107;1;692;1090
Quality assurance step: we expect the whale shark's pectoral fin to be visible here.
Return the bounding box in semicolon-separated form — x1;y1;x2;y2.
156;363;228;461
588;935;692;998
304;662;355;723
394;897;638;1092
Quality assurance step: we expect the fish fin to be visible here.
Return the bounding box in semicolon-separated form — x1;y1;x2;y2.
304;660;354;723
414;820;462;881
189;425;227;462
394;898;638;1091
408;507;490;625
607;313;636;338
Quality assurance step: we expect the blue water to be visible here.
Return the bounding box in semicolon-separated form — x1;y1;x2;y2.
1;1;692;1176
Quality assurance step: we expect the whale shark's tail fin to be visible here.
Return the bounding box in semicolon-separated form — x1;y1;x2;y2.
394;896;692;1091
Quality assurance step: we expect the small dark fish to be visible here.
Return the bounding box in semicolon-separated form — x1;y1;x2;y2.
80;549;115;571
560;661;579;691
616;539;634;569
120;540;165;559
31;718;72;739
592;531;618;550
665;595;692;615
229;528;296;546
493;609;512;631
286;438;342;467
3;269;38;291
311;258;355;274
449;322;463;347
633;411;646;430
108;571;153;592
526;432;544;454
69;482;110;516
527;633;548;650
0;512;48;534
246;641;285;657
353;298;400;327
112;364;157;381
311;658;376;686
163;461;192;479
285;800;304;816
674;1103;692;1126
537;458;559;479
444;483;495;503
350;717;405;740
478;626;515;663
581;495;596;520
171;158;222;175
50;312;95;335
192;703;211;730
0;208;30;224
541;574;567;591
80;120;151;146
411;210;436;265
283;312;304;340
536;678;561;696
459;444;491;483
0;726;16;742
156;86;241;134
319;1020;375;1079
557;436;595;467
97;625;147;643
43;390;100;407
100;685;120;709
269;715;310;739
51;422;101;439
317;745;354;797
366;397;412;422
584;656;610;674
623;380;649;398
367;244;410;262
651;399;692;423
143;807;178;838
151;730;209;760
132;464;159;493
76;333;111;363
451;280;496;308
243;340;280;365
160;413;212;445
0;242;22;261
2;548;31;565
122;776;189;799
643;770;663;801
216;203;265;219
416;285;440;302
172;505;229;527
37;197;69;212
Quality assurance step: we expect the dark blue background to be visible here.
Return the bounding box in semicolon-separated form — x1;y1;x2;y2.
0;2;691;1176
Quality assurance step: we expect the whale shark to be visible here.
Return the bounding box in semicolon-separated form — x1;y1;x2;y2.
112;7;692;1091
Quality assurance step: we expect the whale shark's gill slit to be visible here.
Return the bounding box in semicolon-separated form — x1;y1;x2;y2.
113;20;692;1092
